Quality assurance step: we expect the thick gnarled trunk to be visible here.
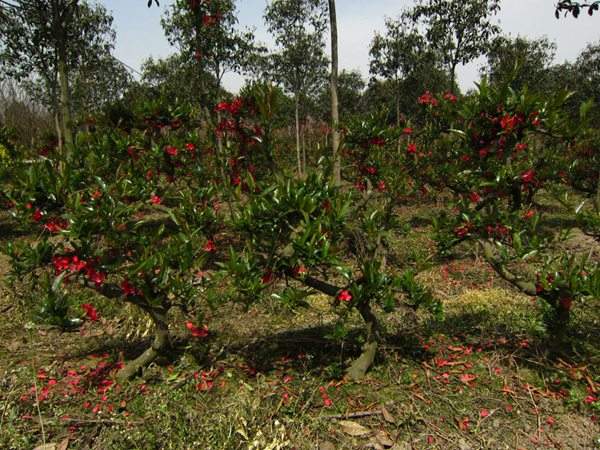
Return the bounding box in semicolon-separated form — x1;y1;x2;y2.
117;306;170;381
346;302;380;380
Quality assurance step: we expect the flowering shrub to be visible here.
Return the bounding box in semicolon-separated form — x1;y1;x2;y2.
220;166;439;379
412;81;600;331
5;124;217;379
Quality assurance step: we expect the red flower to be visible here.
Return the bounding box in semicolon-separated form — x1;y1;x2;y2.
365;166;377;175
418;91;438;107
337;290;352;302
369;137;386;147
150;195;162;205
319;386;333;407
186;322;209;338
521;169;535;184
165;146;178;157
469;192;481;203
377;180;387;192
70;256;87;272
85;269;106;287
52;256;72;274
229;97;243;115
43;219;67;234
454;224;471;238
82;304;99;322
261;271;275;284
203;239;216;253
480;409;490;418
185;143;196;153
523;209;535;220
121;280;141;297
32;209;43;222
407;143;417;154
515;143;528;152
479;148;489;158
500;114;519;131
443;91;457;103
403;127;413;135
215;101;229;112
460;373;477;385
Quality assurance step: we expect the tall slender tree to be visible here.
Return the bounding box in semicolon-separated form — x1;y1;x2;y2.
369;13;433;140
265;0;328;176
411;0;501;91
0;0;117;156
328;0;341;185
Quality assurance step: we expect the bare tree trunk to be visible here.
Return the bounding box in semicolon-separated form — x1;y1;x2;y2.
295;95;302;176
57;53;74;158
595;178;600;213
302;122;307;174
329;0;341;186
396;92;401;154
54;111;63;153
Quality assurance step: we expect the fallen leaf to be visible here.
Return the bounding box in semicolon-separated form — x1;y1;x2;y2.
338;420;371;437
375;430;394;447
381;406;395;423
460;373;477;384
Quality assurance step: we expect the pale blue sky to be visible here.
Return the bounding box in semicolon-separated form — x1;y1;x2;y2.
103;0;600;93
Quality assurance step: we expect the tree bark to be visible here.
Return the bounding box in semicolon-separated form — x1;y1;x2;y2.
301;122;307;174
117;306;170;381
396;90;401;154
295;95;302;176
329;0;341;186
57;48;74;159
346;302;380;381
54;111;63;153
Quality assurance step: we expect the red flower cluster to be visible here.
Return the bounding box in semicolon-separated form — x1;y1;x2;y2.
203;239;216;253
500;113;523;132
52;255;106;286
319;386;333;407
418;91;439;107
165;145;178;157
82;303;99;321
521;169;536;184
215;97;243;115
261;271;275;284
469;192;481;203
443;91;458;103
43;219;68;234
120;280;142;297
368;137;386;147
337;289;352;302
186;322;209;338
